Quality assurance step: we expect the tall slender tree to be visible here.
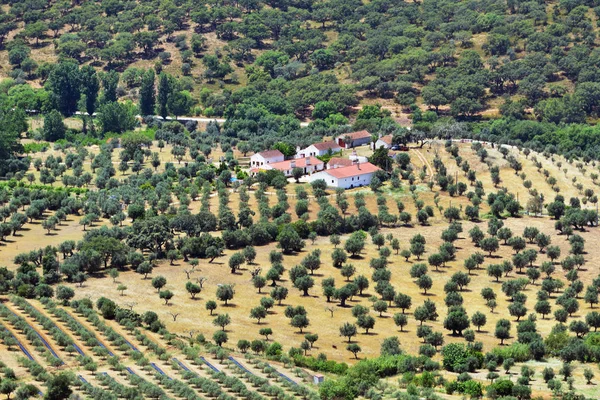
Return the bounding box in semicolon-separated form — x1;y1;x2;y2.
102;70;119;103
139;69;156;116
80;65;99;116
157;72;172;119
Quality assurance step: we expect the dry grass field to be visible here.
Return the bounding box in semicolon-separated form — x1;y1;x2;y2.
3;139;600;398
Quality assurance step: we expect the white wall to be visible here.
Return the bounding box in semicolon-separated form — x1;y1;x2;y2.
310;171;376;189
298;145;341;158
375;139;391;149
297;145;320;158
334;172;376;189
250;153;283;167
250;154;266;167
280;163;324;177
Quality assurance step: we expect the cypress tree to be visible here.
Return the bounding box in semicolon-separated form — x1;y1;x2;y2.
80;65;99;116
139;69;156;116
157;72;171;119
101;70;119;103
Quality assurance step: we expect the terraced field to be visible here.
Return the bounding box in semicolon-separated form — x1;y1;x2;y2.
0;296;318;400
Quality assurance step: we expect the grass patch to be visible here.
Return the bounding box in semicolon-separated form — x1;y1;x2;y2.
22;142;50;153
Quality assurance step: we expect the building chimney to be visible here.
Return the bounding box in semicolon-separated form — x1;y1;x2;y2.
357;161;360;170
290;160;296;169
306;157;311;166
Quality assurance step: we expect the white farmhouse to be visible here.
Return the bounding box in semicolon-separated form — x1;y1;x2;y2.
251;156;324;177
250;149;284;167
296;141;342;158
308;162;380;189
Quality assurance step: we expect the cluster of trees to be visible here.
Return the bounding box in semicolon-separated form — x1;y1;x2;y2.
6;0;600;177
5;0;600;121
0;105;28;175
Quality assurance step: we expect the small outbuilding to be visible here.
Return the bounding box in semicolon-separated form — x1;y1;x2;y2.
296;141;342;158
336;130;372;149
374;134;393;149
250;150;284;167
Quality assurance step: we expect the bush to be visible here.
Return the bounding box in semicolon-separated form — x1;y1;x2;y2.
445;379;483;397
441;343;482;372
22;142;49;153
43;110;66;141
486;379;514;398
291;354;348;374
265;342;282;358
98;101;137;135
491;343;531;363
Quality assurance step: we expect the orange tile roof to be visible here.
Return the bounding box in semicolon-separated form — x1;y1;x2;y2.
312;141;341;151
324;162;380;179
257;149;284;158
378;135;393;145
339;130;371;140
328;157;354;168
270;157;323;170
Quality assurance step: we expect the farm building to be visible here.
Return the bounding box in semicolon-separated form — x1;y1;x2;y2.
250;156;324;177
296;141;342;158
308;162;380;189
374;135;393;149
250;150;284;167
336;130;372;149
327;157;355;169
327;151;368;169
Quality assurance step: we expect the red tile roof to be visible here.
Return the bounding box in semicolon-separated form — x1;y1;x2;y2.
312;141;342;151
256;149;284;158
378;135;393;145
324;162;380;179
328;157;354;168
338;130;371;140
270;157;323;170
